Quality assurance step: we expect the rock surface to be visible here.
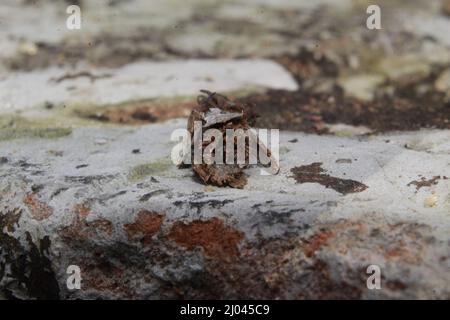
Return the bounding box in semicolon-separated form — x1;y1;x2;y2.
0;122;450;299
0;0;449;299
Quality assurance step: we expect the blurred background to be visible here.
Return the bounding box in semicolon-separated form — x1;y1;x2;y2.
1;0;450;134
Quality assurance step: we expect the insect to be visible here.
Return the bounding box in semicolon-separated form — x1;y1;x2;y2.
181;90;279;188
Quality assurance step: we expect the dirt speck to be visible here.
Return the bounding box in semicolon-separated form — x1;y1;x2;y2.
49;71;112;83
74;203;91;217
407;176;447;191
59;207;113;241
302;229;335;258
87;219;113;236
124;210;164;244
83;100;195;125
290;162;367;194
23;193;53;221
385;280;407;291
0;208;22;232
335;158;352;164
167;217;244;258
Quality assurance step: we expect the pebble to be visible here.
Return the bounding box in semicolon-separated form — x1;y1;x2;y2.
424;195;438;208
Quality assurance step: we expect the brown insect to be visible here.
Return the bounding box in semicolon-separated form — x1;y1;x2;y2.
181;90;279;189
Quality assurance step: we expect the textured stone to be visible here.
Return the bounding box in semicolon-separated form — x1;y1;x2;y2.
1;0;449;300
0;122;449;299
0;59;297;112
